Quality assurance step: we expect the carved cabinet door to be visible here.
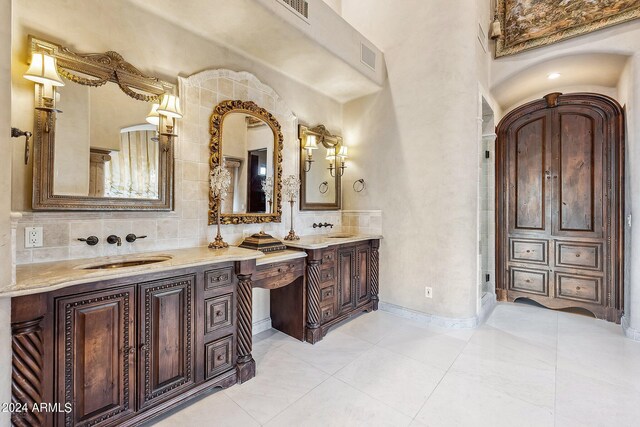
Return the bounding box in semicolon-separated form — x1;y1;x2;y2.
337;247;356;315
56;286;136;427
355;243;371;307
138;275;195;409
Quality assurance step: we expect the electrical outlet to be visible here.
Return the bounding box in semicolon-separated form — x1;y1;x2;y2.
424;286;433;299
25;226;43;248
628;214;632;227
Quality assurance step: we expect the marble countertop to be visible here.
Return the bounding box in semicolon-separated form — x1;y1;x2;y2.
283;234;382;250
8;246;263;298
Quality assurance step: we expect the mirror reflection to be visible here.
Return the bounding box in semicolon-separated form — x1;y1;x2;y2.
221;113;276;214
52;81;160;199
306;145;336;204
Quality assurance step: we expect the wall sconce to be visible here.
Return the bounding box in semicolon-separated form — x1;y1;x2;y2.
302;134;318;172
146;103;160;126
157;93;183;152
328;145;348;177
23;52;65;164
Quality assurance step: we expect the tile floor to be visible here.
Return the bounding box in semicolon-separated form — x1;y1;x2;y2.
150;303;640;426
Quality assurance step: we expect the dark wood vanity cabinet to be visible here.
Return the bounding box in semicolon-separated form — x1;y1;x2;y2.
11;261;256;427
55;287;137;427
304;239;379;344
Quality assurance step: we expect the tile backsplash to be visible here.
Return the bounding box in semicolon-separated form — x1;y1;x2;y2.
13;69;381;266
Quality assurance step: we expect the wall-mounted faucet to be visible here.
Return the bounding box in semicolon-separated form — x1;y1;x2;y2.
107;235;122;246
313;222;334;229
126;234;147;243
77;236;99;246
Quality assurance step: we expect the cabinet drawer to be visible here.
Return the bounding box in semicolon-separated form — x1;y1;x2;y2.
205;335;234;379
320;303;336;323
320;248;336;266
253;259;304;289
556;273;601;303
320;284;336;303
205;294;233;334
320;267;335;283
556;242;601;271
205;267;233;291
510;238;547;264
510;268;548;296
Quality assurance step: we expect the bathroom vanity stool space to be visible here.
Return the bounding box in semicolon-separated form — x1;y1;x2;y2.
10;249;260;427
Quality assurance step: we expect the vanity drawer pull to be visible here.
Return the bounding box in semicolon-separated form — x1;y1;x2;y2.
205;268;233;290
205;336;233;379
321;286;335;301
205;294;233;334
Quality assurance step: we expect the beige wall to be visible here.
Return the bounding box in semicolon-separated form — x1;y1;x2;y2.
0;1;12;423
341;0;481;320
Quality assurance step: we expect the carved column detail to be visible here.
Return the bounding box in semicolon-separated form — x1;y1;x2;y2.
370;244;379;310
12;317;45;427
236;272;255;383
306;260;321;328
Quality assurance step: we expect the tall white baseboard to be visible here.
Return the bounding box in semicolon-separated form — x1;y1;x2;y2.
252;317;272;335
380;294;496;329
621;315;640;341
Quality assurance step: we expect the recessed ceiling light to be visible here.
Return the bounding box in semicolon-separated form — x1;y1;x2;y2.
547;72;561;80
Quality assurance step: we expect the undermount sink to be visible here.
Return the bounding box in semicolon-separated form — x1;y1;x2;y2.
326;234;356;239
81;256;173;270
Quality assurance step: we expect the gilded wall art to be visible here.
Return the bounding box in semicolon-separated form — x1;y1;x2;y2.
495;0;640;57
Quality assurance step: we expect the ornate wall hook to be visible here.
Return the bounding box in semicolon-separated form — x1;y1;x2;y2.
11;127;32;165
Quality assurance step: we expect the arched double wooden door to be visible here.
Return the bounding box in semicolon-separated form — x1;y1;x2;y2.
496;93;625;322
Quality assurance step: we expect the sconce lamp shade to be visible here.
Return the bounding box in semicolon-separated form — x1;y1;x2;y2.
337;145;348;159
326;147;336;161
304;135;318;151
146;103;160;126
157;93;183;119
24;52;65;87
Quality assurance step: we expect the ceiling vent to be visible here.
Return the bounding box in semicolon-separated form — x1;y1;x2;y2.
281;0;309;19
360;43;376;70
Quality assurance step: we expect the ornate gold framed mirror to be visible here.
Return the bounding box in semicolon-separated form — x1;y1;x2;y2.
29;36;176;211
299;124;342;210
209;100;283;225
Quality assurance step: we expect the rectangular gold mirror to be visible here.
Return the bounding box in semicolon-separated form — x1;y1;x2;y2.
29;36;176;211
299;124;342;210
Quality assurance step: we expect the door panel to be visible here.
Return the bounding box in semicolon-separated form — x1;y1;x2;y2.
337;247;355;315
355;244;371;306
553;109;604;238
139;275;195;409
509;115;549;233
56;287;135;427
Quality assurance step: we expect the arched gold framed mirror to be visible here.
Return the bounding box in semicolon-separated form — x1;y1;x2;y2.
208;100;283;224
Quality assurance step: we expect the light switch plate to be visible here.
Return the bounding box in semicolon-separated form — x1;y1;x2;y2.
425;286;433;298
25;226;43;248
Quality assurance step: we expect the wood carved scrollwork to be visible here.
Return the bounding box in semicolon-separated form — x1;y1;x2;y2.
208;100;284;225
236;272;256;383
11;318;45;427
306;260;321;329
370;245;380;310
236;273;253;361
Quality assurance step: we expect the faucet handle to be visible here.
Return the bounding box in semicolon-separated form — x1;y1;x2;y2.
77;236;99;246
125;234;147;243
